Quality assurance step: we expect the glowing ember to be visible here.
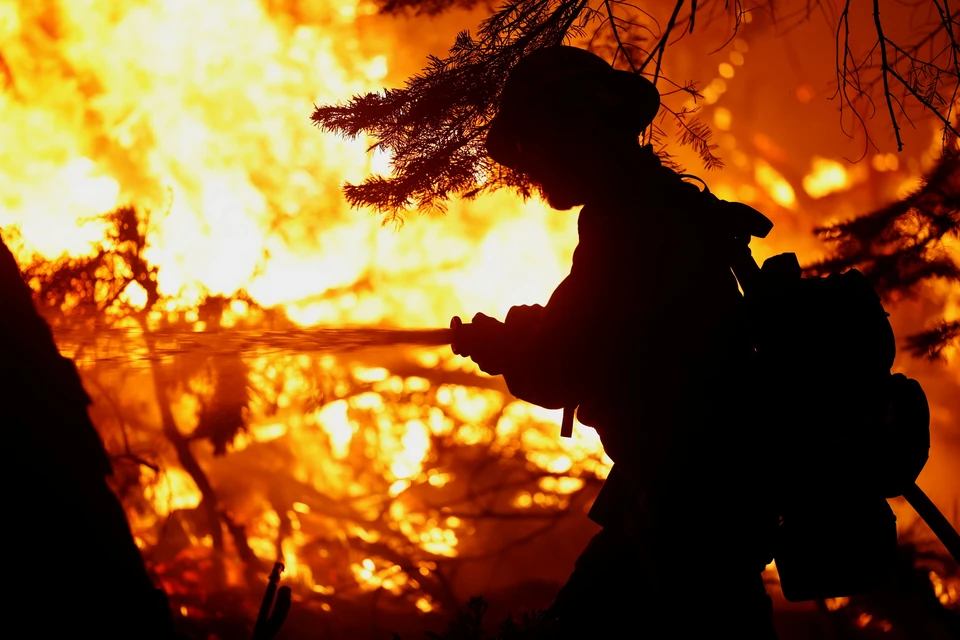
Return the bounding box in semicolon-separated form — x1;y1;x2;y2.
824;596;850;611
929;570;960;607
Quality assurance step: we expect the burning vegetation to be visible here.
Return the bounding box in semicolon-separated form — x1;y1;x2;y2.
1;1;959;639
6;202;614;638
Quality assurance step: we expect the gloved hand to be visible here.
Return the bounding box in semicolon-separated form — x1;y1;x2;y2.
449;313;510;375
450;305;544;376
505;303;545;328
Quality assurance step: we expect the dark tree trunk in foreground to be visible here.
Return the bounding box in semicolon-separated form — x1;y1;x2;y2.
0;239;176;639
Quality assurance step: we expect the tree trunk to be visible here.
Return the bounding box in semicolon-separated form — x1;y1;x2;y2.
0;239;177;639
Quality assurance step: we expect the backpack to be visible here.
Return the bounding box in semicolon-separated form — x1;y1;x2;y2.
712;195;932;602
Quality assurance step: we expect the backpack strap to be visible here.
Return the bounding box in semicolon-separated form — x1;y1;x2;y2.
690;183;774;295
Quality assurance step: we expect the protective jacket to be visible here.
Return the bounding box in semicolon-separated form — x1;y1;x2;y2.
500;148;776;561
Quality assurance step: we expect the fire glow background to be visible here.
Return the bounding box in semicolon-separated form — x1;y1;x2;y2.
0;0;957;638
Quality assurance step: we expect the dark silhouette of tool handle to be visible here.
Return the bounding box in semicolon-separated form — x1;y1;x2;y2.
252;562;291;640
902;483;960;563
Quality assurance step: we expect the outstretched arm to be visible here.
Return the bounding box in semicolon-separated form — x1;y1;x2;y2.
455;235;629;410
500;269;604;409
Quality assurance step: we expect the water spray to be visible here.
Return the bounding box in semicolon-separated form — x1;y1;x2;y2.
55;326;450;359
58;316;580;435
53;318;483;363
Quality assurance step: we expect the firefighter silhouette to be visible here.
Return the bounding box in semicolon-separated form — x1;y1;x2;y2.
452;46;780;637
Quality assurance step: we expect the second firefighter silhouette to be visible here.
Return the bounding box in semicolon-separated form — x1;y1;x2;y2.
452;46;779;637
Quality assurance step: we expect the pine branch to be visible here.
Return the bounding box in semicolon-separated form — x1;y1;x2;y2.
669;108;723;169
312;0;735;219
806;149;960;282
315;0;960;217
805;148;960;359
312;0;589;218
905;319;960;360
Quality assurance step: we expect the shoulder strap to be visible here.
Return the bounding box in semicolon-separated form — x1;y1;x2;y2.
684;180;773;295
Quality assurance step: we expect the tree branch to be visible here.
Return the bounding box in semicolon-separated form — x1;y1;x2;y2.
639;0;685;83
874;0;904;151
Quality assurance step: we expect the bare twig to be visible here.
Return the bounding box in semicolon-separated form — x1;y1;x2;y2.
603;0;638;70
639;0;685;83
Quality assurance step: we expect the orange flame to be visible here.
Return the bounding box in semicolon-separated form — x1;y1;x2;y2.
2;1;958;628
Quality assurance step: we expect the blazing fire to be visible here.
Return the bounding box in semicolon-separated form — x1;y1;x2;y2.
1;0;958;637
